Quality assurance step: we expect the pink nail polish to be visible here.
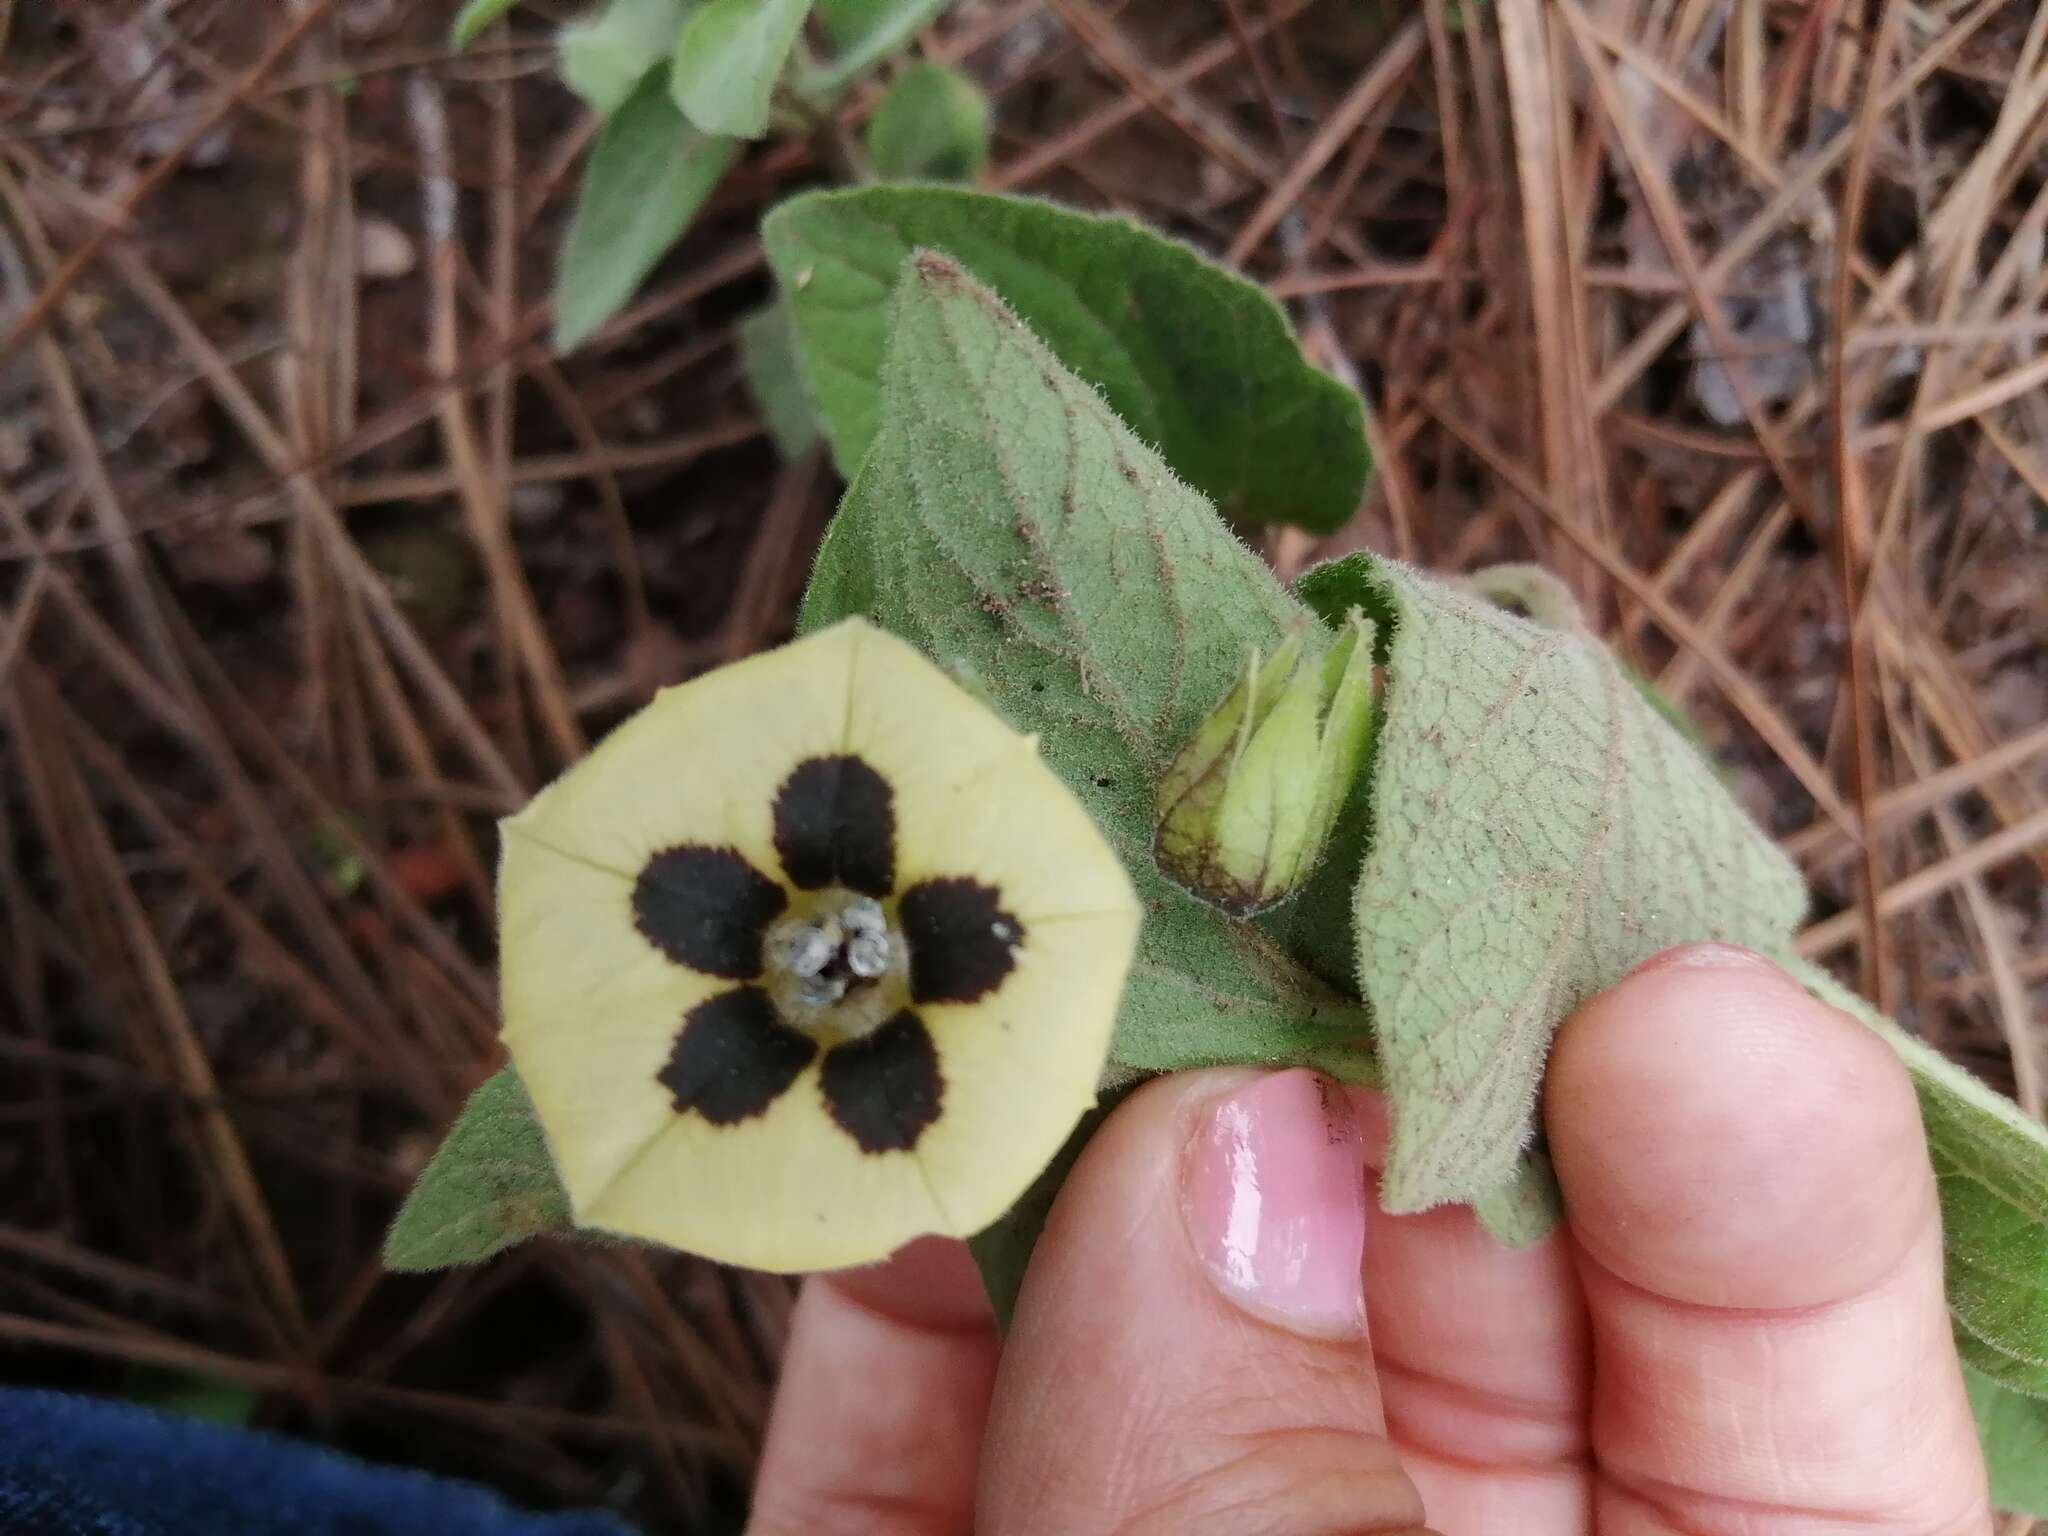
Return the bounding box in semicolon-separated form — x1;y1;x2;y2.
1182;1070;1368;1339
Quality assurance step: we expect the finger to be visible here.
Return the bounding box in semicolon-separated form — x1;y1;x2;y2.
980;1069;1433;1536
750;1236;996;1535
1349;1093;1595;1533
1547;944;1990;1532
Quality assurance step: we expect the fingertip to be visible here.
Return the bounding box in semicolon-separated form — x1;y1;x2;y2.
1018;1067;1371;1345
1546;944;1934;1310
983;1069;1427;1535
825;1234;994;1334
1181;1068;1370;1340
754;1237;998;1536
1343;1084;1393;1171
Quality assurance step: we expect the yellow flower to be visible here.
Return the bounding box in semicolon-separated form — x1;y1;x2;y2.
497;619;1140;1272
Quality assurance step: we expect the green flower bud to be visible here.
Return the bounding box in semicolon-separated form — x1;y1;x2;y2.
1154;608;1376;916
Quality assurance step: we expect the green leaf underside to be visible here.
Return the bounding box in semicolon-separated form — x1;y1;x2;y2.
671;0;812;139
739;300;824;458
764;187;1370;532
1334;554;1809;1227
1458;562;1587;632
452;0;520;48
1966;1367;2048;1514
385;1066;573;1271
1469;1149;1563;1246
554;71;737;351
1793;959;2048;1402
800;251;1379;1110
561;0;689;117
864;61;991;182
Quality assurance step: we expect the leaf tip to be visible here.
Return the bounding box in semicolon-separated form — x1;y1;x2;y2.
550;316;588;355
909;246;970;289
381;1065;575;1273
380;1197;461;1274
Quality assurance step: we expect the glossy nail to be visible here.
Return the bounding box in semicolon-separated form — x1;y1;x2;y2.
1182;1070;1367;1339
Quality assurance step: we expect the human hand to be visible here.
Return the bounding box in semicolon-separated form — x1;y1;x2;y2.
749;944;1992;1534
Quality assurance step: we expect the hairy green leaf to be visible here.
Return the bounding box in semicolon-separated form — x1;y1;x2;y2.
1456;561;1714;762
1794;959;2048;1400
1961;1316;2048;1400
1469;1151;1563;1246
1327;554;1807;1221
671;0;811;139
802;0;955;96
561;0;689;117
1929;1100;2048;1393
1966;1367;2048;1514
739;299;822;458
1458;562;1589;631
865;61;990;181
800;252;1378;1112
764;187;1370;531
385;1067;573;1271
554;70;737;350
452;0;521;48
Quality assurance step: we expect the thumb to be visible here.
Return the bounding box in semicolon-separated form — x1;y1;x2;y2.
978;1069;1432;1536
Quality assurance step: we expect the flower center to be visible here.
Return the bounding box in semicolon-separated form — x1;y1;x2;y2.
764;890;912;1046
786;895;891;1002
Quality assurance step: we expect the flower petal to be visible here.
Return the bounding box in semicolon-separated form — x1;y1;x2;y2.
659;987;816;1122
499;829;724;1207
898;877;1022;1004
770;754;896;895
632;845;786;977
889;747;1140;925
503;624;858;881
909;906;1140;1225
818;1010;943;1152
575;1069;951;1271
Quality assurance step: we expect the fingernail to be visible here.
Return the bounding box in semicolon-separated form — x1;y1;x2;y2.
1627;942;1782;980
1181;1070;1367;1339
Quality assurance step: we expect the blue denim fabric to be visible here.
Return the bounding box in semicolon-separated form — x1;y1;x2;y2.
0;1389;639;1536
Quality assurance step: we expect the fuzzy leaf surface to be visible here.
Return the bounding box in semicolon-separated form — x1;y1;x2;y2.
385;1067;573;1271
808;0;954;92
800;252;1378;1102
1796;959;2048;1402
554;71;737;350
561;0;689;116
670;0;811;138
764;187;1370;531
1966;1367;2048;1514
739;299;822;458
1329;554;1808;1218
864;61;990;181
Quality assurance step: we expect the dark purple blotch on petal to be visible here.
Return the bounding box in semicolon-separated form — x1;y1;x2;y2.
898;877;1023;1004
819;1010;943;1153
633;845;786;978
772;755;896;896
659;987;815;1124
